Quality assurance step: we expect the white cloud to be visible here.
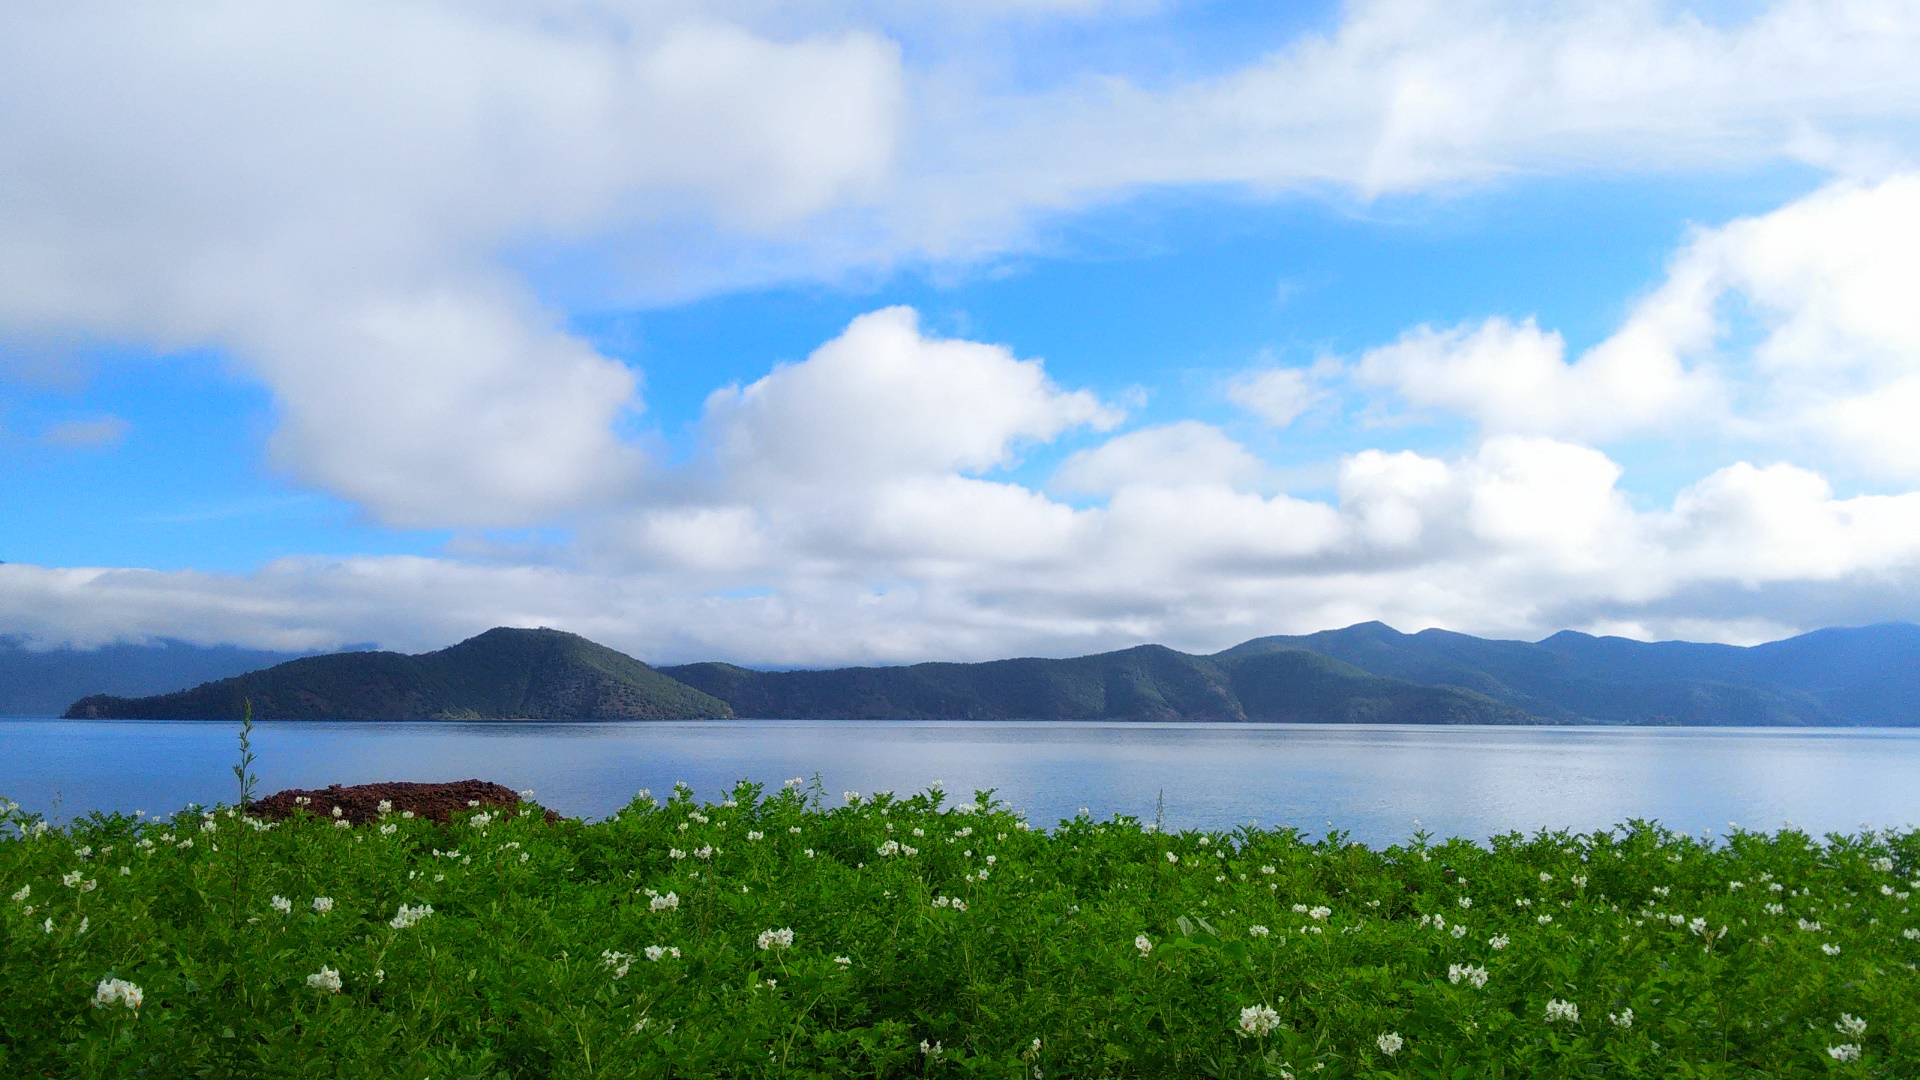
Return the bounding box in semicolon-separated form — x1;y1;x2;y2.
704;306;1118;488
0;4;903;526
1053;421;1260;495
1355;316;1721;438
1354;175;1920;476
13;418;1920;663
1227;367;1326;428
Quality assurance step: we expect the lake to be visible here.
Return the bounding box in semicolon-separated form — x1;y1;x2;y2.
5;719;1919;845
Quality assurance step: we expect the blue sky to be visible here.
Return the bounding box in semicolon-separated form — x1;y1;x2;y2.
4;1;1920;663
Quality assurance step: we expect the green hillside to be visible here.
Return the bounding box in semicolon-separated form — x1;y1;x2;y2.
662;644;1537;723
63;627;733;720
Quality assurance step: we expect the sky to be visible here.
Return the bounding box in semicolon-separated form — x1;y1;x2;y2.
5;0;1920;665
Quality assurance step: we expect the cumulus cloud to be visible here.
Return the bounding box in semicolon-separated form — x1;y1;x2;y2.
0;3;903;525
9;2;1920;659
13;414;1920;662
1052;421;1261;495
1354;316;1720;438
1227;367;1327;428
703;307;1117;490
1353;175;1920;478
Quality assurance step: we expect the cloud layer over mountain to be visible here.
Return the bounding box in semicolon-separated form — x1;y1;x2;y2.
5;1;1920;661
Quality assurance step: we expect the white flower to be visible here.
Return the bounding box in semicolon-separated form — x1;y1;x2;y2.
1822;943;1842;956
389;903;433;930
1376;1032;1403;1056
804;849;815;858
379;823;398;835
877;840;900;857
668;848;686;860
1292;904;1309;914
747;831;764;841
921;1040;943;1058
1609;1008;1633;1028
1450;924;1468;939
332;819;351;830
306;967;343;993
1870;856;1894;872
1835;1014;1867;1037
1237;1004;1281;1037
1827;1044;1861;1063
1447;964;1489;988
1260;865;1275;875
1308;906;1331;921
1457;897;1472;909
844;791;860;803
1165;852;1179;864
834;955;852;968
9;884;28;902
1248;925;1270;938
650;891;680;911
756;927;794;951
602;950;634;978
1798;917;1822;932
1904;927;1920;941
376;800;393;814
270;895;293;915
62;870;84;888
93;978;143;1011
1764;903;1785;915
1536;914;1553;925
1135;934;1152;956
1539;872;1552;883
1545;999;1579;1023
311;896;333;913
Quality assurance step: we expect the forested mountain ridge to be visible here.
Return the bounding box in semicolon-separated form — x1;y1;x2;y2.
659;645;1537;724
1222;621;1920;725
1;638;316;717
37;621;1920;724
63;628;732;720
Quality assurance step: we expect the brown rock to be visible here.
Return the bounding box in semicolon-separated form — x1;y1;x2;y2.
251;779;556;825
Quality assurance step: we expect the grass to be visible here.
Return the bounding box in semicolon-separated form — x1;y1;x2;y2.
2;781;1916;1078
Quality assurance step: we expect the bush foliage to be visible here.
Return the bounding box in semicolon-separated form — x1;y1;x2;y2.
3;782;1916;1077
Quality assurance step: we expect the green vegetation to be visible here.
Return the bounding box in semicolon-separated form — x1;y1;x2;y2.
1228;621;1920;726
48;620;1920;724
64;628;732;721
663;645;1532;724
5;785;1916;1077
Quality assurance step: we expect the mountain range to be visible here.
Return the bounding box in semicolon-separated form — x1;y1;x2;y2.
14;621;1920;724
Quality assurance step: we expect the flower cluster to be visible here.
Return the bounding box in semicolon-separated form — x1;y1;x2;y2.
93;978;143;1011
1446;964;1489;988
756;927;794;951
1237;1004;1280;1037
1544;999;1579;1023
389;903;434;930
306;967;343;993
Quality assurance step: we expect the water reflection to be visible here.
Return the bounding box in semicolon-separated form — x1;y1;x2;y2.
5;719;1918;845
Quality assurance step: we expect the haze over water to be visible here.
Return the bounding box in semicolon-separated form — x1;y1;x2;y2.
7;720;1919;846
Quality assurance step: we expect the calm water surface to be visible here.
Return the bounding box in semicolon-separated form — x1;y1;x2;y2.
5;720;1919;845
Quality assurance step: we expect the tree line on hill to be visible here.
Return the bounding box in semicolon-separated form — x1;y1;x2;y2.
22;620;1920;725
